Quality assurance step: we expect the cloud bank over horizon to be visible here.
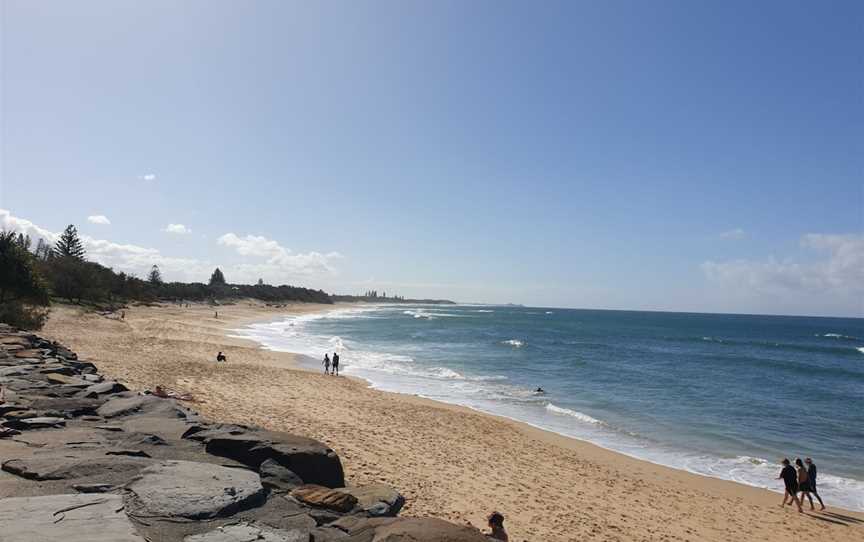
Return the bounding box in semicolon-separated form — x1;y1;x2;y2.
0;209;341;287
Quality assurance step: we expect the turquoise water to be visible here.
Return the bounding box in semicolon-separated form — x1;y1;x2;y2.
237;304;864;510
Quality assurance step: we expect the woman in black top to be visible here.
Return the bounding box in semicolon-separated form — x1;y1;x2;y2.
795;458;814;510
778;458;803;513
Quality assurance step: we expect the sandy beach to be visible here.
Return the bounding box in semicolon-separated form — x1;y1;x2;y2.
41;301;864;542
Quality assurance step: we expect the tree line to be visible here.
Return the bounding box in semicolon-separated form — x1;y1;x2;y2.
0;224;333;330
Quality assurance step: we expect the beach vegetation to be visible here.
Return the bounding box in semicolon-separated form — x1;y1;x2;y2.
53;224;86;260
0;230;50;329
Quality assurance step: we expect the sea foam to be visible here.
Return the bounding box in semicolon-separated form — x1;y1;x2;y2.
545;403;603;424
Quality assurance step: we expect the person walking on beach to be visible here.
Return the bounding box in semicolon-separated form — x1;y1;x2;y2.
332;352;340;376
804;458;826;510
795;458;815;510
323;354;331;374
778;458;803;513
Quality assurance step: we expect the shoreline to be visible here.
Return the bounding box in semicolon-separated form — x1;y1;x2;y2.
42;301;864;541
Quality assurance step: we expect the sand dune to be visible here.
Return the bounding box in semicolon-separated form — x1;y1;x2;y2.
42;301;864;542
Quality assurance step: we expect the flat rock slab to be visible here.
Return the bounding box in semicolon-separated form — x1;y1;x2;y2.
187;425;345;488
83;381;126;396
0;493;144;542
2;454;152;481
97;394;178;418
184;522;308;542
125;460;265;519
46;374;91;387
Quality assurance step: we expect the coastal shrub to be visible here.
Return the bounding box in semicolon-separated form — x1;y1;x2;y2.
0;301;49;330
0;230;51;330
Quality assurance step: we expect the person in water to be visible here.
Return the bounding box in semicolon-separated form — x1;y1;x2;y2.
332;352;340;376
778;458;803;512
795;458;815;510
323;353;331;374
804;458;826;510
535;387;545;394
216;351;227;363
485;511;508;541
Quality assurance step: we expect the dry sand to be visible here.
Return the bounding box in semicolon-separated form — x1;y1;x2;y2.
42;301;864;542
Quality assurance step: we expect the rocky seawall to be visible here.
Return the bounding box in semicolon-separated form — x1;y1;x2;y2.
0;324;490;542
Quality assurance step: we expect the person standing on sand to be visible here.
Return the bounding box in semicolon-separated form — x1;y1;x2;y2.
804;458;826;510
795;458;815;510
779;458;803;513
332;352;340;376
323;354;331;374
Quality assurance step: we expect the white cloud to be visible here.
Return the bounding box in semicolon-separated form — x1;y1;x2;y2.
218;233;342;278
138;173;156;181
0;209;58;244
0;209;341;286
719;228;745;240
87;215;111;225
702;233;864;307
163;223;191;235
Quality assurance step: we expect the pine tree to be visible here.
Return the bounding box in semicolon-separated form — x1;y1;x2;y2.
209;267;226;286
54;225;86;260
148;264;163;285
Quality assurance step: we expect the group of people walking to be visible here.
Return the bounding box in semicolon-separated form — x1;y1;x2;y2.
778;457;826;513
322;352;340;376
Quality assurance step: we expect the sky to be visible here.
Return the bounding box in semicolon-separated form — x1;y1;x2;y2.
1;0;862;317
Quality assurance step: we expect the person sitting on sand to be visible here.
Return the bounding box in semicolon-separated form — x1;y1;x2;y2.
486;511;508;541
323;353;331;374
804;458;826;510
332;352;340;376
216;351;227;363
795;458;814;510
778;458;803;513
151;386;200;403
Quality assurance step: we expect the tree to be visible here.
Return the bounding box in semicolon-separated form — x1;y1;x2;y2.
0;230;50;329
209;267;226;286
54;225;86;260
257;278;264;286
148;264;163;285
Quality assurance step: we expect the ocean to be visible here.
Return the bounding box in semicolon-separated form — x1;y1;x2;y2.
235;304;864;511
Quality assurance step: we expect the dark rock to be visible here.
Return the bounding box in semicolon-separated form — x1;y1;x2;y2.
291;485;358;513
73;483;115;493
0;493;144;542
125;460;266;520
2;416;66;430
83;381;127;396
28;397;104;417
188;426;345;488
95;424;125;432
106;449;151;458
259;458;304;492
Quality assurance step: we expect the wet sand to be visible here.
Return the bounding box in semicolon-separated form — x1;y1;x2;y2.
42;301;864;541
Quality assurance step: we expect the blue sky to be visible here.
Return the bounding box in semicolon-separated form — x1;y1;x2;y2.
1;1;862;316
